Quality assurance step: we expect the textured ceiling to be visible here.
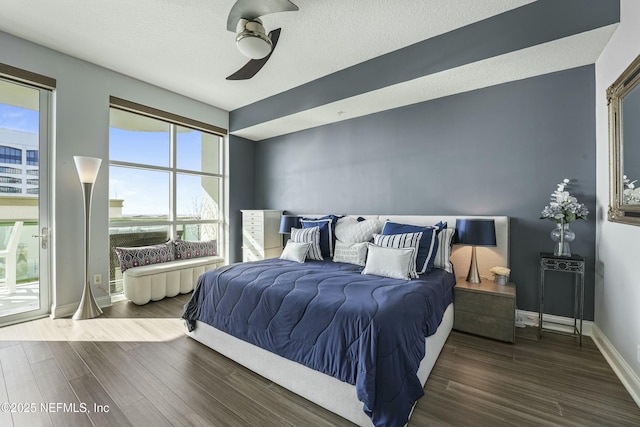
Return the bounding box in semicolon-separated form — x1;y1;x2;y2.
232;26;616;141
0;0;618;140
0;0;533;111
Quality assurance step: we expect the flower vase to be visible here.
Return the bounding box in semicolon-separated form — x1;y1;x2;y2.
550;222;575;257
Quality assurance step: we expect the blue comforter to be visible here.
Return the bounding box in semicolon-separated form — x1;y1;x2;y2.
183;258;454;427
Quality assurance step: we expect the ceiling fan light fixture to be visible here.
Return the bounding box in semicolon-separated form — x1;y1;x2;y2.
236;19;273;59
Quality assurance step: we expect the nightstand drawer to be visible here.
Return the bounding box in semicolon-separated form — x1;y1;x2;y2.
242;210;264;219
243;238;264;252
455;288;514;320
454;310;515;343
243;222;264;231
243;230;264;244
243;249;263;262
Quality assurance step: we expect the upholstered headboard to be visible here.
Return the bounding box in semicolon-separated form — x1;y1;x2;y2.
298;214;510;281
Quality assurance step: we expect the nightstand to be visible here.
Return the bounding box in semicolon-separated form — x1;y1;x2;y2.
454;280;516;343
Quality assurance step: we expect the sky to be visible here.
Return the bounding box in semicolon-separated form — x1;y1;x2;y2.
0;104;39;133
109;126;219;217
1;103;218;217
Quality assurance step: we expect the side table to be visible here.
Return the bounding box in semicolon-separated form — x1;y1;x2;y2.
454;280;516;343
538;252;585;345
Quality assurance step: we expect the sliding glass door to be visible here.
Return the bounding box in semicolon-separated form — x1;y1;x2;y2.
0;76;51;325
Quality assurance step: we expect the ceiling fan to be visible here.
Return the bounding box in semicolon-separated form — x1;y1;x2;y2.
226;0;299;80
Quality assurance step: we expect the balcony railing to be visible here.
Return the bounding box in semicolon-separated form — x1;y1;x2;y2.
0;221;39;294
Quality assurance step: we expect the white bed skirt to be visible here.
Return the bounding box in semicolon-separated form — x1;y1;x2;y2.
187;303;454;427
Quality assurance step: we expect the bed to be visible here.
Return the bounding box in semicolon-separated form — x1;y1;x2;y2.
183;215;509;427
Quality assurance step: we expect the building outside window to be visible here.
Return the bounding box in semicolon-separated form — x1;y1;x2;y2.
0;130;39;195
0;177;21;184
26;150;38;166
0;186;21;194
0;146;22;164
0;167;21;174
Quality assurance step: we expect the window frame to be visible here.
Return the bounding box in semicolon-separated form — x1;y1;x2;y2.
108;97;228;258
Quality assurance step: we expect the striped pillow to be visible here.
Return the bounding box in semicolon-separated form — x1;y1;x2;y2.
433;228;456;273
291;227;323;260
301;218;334;257
381;221;439;274
373;232;423;278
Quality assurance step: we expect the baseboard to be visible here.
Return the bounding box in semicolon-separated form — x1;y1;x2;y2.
516;309;593;336
591;325;640;408
50;295;113;319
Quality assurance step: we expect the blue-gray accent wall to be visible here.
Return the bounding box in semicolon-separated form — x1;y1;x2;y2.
249;66;597;320
229;135;256;263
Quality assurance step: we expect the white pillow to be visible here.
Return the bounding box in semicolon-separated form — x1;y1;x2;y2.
335;217;383;243
280;240;312;263
291;227;323;260
372;232;422;278
333;240;368;266
433;228;455;273
362;244;415;280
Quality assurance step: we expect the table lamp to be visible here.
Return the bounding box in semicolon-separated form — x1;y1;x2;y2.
279;215;301;234
455;218;496;284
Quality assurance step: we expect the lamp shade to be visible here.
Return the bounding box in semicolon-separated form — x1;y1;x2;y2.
279;215;301;234
74;156;102;184
455;219;496;246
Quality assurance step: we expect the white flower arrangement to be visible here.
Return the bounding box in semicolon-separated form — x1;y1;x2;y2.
540;179;588;224
623;175;640;204
489;266;511;277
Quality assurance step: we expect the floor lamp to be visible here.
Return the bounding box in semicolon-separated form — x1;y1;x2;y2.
73;156;103;320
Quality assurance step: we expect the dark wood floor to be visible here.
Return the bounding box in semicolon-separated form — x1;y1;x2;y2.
0;294;639;427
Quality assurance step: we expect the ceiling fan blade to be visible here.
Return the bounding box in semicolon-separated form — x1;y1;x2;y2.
226;28;281;81
227;0;298;32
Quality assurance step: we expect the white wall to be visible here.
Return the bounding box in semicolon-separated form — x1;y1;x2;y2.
595;0;640;384
0;30;229;317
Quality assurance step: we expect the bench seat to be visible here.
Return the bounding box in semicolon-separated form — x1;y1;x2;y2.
123;256;224;305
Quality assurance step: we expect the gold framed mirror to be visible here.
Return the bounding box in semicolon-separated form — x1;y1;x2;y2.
608;54;640;225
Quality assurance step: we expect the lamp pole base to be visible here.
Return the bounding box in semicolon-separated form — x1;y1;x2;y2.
73;280;103;320
466;246;482;284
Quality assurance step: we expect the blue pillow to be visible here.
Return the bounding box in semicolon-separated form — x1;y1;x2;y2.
434;221;447;231
301;215;340;257
381;221;440;274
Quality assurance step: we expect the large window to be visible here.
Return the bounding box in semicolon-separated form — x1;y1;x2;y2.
108;98;227;294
